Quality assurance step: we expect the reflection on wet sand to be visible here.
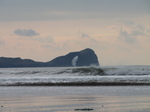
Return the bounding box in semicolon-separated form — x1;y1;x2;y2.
0;86;150;112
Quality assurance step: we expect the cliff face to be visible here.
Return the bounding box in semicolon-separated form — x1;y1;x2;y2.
0;48;99;67
46;48;99;67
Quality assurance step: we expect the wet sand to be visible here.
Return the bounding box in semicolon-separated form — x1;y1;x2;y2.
0;86;150;112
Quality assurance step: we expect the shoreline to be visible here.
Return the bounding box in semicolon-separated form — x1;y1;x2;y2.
1;82;150;86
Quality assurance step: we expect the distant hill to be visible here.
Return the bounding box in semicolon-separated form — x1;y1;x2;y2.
0;48;99;68
0;57;44;67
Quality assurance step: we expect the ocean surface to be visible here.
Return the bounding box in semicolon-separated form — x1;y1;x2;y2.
0;66;150;112
0;65;150;86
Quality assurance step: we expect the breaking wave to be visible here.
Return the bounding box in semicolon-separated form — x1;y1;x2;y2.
56;65;150;76
0;65;150;86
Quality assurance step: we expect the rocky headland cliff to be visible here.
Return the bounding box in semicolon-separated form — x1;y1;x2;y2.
0;48;99;67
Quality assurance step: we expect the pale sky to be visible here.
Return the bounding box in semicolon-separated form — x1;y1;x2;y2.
0;0;150;66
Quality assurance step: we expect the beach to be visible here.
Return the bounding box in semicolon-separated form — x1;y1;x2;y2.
0;86;150;112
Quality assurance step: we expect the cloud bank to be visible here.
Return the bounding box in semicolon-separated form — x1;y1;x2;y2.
118;21;150;44
118;28;137;43
14;29;39;37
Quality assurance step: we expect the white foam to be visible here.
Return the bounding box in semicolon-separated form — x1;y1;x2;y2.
0;66;150;86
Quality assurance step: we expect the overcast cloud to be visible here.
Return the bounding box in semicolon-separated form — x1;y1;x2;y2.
14;29;39;37
81;33;90;38
118;28;137;43
0;38;5;45
0;0;149;21
0;0;150;65
118;21;150;43
33;36;54;44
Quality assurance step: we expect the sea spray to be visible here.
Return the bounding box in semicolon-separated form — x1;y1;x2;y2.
72;56;79;66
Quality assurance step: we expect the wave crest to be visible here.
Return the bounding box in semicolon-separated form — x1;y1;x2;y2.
71;67;105;75
56;65;150;76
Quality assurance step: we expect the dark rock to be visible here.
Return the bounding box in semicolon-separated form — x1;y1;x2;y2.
75;108;94;111
0;48;99;67
0;57;43;67
46;48;99;67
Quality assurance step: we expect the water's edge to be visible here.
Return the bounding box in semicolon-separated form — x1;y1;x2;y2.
2;82;150;86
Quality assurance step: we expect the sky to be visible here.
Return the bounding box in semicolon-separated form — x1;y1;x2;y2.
0;0;150;66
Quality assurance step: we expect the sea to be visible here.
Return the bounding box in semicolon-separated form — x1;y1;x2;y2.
0;65;150;86
0;65;150;112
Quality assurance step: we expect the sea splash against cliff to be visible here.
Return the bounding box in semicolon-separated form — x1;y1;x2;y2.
0;65;150;86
